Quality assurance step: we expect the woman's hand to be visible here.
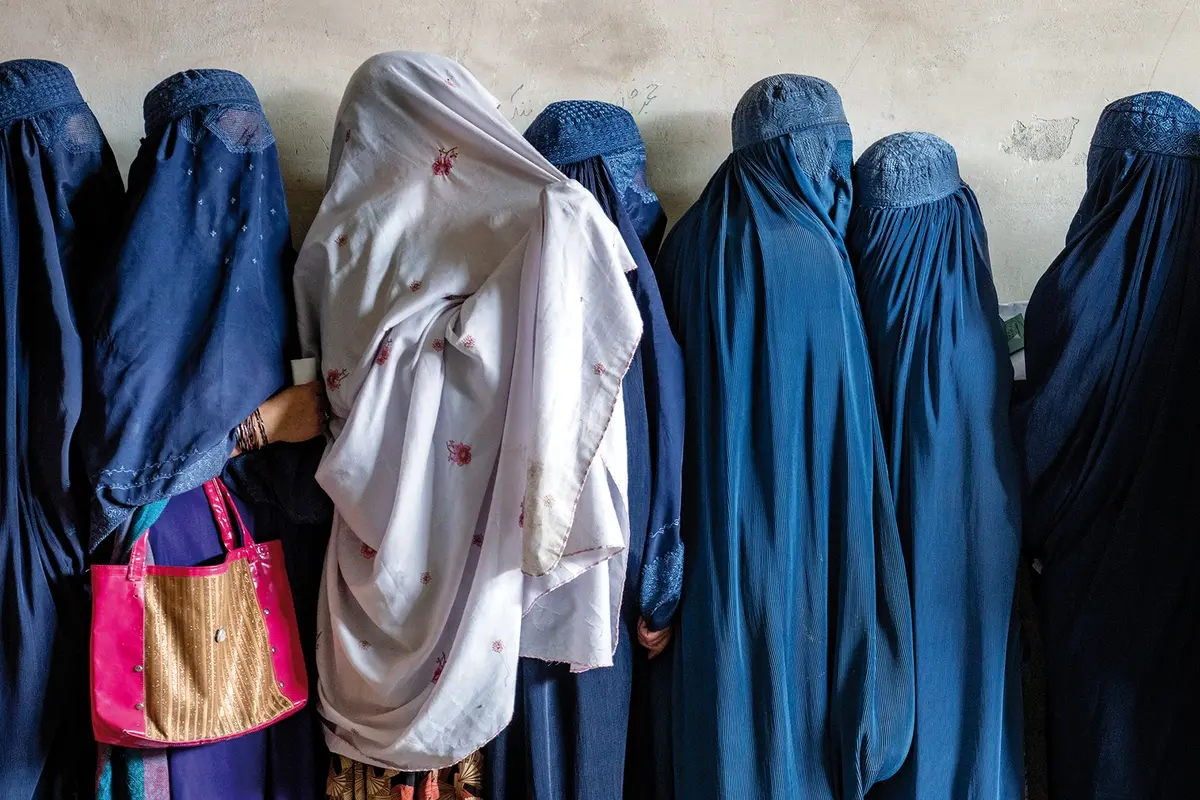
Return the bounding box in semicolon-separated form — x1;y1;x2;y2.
638;617;671;659
258;381;327;445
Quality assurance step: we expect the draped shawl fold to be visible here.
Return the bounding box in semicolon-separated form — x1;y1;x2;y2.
655;74;914;799
293;52;642;770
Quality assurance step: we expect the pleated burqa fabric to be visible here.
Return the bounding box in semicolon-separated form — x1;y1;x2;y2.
486;101;684;799
1011;92;1200;799
0;59;125;799
654;75;914;799
848;133;1024;800
80;69;295;549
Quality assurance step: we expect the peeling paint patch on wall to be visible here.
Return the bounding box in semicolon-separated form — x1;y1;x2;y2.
1001;116;1080;161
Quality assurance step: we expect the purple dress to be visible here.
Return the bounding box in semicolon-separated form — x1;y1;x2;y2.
146;485;327;800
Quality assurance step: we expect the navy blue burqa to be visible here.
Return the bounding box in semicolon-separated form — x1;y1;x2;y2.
654;75;913;799
0;59;126;799
1011;92;1200;799
486;100;685;800
848;133;1024;800
81;69;294;549
82;70;328;799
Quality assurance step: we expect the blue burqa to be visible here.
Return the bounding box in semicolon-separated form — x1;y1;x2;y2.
1011;92;1200;799
81;69;294;549
848;133;1024;800
0;58;126;800
486;100;685;800
654;75;914;799
81;70;327;800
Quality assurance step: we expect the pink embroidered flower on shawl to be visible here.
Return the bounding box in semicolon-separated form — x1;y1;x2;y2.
447;441;472;466
421;572;432;585
432;146;459;176
375;336;393;366
336;234;349;247
432;338;444;352
431;653;447;684
326;369;349;391
461;335;475;349
592;363;606;375
409;279;422;293
360;543;377;559
491;640;504;653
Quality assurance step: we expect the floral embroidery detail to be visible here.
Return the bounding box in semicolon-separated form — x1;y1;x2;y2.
462;335;475;349
432;653;447;683
446;77;456;87
492;640;504;653
472;532;484;547
360;543;377;559
420;571;432;585
336;234;349;247
432;338;445;352
432;146;459;177
408;279;422;293
375;335;393;366
518;500;525;528
326;369;349;391
543;494;555;508
592;363;606;375
447;441;472;466
358;639;370;650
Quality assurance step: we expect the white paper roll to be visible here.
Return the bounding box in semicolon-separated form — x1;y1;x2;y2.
291;357;318;385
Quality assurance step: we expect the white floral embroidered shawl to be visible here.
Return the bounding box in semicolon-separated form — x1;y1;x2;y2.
293;51;641;770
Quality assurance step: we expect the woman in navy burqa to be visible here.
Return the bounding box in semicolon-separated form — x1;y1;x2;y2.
0;59;125;799
82;69;329;799
848;132;1024;800
1012;92;1200;799
654;75;913;798
487;100;685;799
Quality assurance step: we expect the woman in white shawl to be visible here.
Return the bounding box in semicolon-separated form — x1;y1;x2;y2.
294;51;643;782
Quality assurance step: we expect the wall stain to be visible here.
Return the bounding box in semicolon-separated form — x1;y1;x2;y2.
1002;116;1079;162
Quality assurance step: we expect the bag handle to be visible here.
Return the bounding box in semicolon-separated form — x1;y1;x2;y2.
125;478;254;582
203;478;255;551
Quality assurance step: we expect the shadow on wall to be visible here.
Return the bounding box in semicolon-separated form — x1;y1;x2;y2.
262;88;342;247
638;110;730;226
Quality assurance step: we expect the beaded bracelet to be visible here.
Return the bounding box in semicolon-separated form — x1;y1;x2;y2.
235;408;268;453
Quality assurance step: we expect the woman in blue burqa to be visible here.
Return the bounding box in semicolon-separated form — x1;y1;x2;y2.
1011;91;1200;799
486;100;685;799
81;68;330;800
848;132;1024;799
0;58;126;800
654;74;914;798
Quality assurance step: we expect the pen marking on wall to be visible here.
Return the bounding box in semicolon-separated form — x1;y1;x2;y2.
508;83;534;120
617;82;661;115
